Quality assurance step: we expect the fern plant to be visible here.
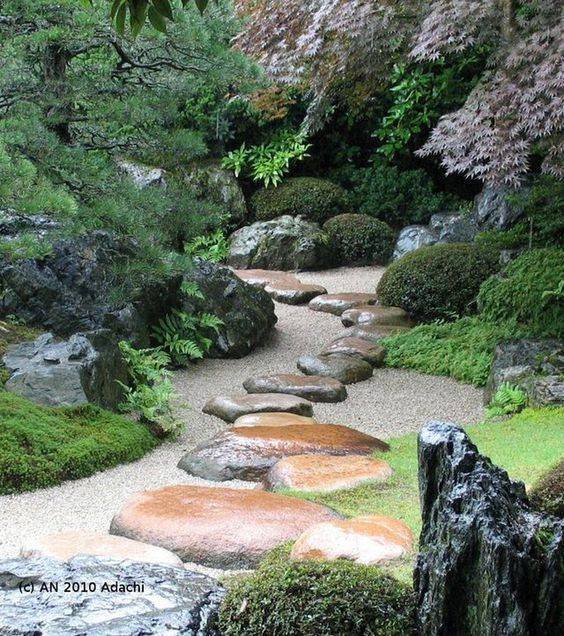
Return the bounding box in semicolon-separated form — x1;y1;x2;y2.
486;382;528;419
185;229;230;263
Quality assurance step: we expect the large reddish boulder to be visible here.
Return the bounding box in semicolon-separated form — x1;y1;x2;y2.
110;485;340;568
290;514;413;565
178;423;389;481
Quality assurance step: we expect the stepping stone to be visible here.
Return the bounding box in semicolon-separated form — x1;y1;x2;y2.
178;424;389;481
233;269;292;288
337;324;410;343
341;305;413;328
203;393;314;423
297;353;373;384
265;281;327;305
264;454;393;492
233;412;317;427
308;293;378;316
110;485;341;569
243;373;347;403
321;337;386;366
20;531;183;568
290;514;413;565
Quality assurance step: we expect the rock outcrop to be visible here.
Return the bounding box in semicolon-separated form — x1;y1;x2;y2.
393;225;438;260
3;330;127;409
429;212;478;243
415;420;563;635
0;556;224;635
473;184;523;230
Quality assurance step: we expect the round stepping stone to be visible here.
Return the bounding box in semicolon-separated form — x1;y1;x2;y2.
264;454;393;492
308;293;378;316
233;412;317;428
341;305;413;328
337;324;410;344
243;373;347;403
297;353;373;384
20;531;183;567
321;337;385;366
290;515;413;565
203;393;314;423
110;485;341;569
178;424;389;481
265;281;327;305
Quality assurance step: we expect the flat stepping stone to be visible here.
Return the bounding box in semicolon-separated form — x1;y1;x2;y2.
233;412;317;427
178;424;389;481
20;531;183;568
233;269;292;287
203;393;313;422
243;373;347;403
297;353;373;384
264;454;393;492
321;337;385;366
290;514;414;565
234;269;326;304
308;293;378;316
337;324;410;343
110;485;340;569
341;304;413;328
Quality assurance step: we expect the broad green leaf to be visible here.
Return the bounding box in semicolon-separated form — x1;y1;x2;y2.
152;0;174;20
148;6;167;32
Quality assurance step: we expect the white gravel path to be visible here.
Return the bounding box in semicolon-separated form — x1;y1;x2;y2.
0;266;484;562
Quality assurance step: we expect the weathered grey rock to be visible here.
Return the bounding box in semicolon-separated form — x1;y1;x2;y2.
297;353;373;384
393;225;438;260
243;373;347;403
429;212;478;243
321;337;385;366
474;184;523;230
308;292;378;316
0;210;60;239
341;305;413;328
3;330;127;409
228;215;329;271
203;393;314;423
183;159;248;226
485;339;563;406
0;231;180;345
0;556;224;635
181;259;276;358
116;158;166;188
415;421;563;635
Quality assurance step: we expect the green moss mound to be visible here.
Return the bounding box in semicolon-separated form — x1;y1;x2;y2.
529;458;564;518
0;392;157;494
377;243;500;321
477;248;564;338
323;213;395;265
219;545;415;636
250;177;349;223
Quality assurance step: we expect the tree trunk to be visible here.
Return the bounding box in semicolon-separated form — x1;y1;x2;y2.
501;0;516;41
43;44;72;143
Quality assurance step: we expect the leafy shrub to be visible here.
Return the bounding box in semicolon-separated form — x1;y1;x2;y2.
219;545;415;636
382;316;522;386
0;391;157;495
377;243;500;321
350;159;461;226
529;459;564;519
478;248;564;338
250;177;349;223
323;214;395;265
486;382;528;419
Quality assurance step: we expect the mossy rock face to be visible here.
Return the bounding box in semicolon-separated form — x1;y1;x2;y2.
529;459;564;518
250;177;349;224
323;214;395;265
377;243;500;321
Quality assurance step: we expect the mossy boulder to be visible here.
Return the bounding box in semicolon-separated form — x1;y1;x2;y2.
529;459;564;518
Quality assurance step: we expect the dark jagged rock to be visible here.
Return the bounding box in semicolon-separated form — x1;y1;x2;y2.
0;210;60;238
0;556;224;635
415;421;563;636
473;184;523;230
429;212;478;243
181;259;276;358
0;231;180;345
3;330;127;409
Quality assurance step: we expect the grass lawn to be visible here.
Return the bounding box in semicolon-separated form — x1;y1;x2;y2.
283;407;564;583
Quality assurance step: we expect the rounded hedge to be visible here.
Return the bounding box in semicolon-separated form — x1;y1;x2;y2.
250;177;349;223
219;546;415;636
477;248;564;338
323;214;395;265
377;243;500;321
528;458;564;518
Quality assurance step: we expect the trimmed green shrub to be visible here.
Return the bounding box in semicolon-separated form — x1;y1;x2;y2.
351;160;462;226
250;177;349;223
382;316;522;386
377;243;500;321
0;392;157;494
323;213;395;265
478;248;564;338
219;545;415;636
529;458;564;518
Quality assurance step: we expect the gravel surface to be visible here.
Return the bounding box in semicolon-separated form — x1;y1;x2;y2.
0;266;484;565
